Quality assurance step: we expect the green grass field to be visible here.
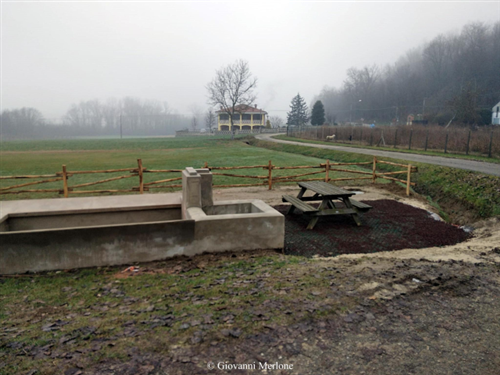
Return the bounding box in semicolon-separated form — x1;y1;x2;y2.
0;136;383;201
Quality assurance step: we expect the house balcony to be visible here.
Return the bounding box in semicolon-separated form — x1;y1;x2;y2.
218;120;263;125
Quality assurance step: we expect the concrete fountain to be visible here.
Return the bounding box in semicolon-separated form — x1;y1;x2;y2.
0;168;284;274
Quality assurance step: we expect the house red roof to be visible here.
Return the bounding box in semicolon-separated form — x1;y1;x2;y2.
216;104;267;114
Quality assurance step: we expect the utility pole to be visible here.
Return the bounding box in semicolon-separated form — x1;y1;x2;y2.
120;114;123;139
422;98;426;120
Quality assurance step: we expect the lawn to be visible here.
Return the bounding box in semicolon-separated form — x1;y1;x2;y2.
0;136;385;201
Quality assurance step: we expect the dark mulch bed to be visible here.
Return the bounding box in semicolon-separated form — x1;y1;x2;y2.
274;199;471;257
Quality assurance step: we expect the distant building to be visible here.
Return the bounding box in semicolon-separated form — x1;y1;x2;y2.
492;101;500;125
216;104;268;131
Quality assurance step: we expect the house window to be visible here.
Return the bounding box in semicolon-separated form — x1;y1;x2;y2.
253;114;262;121
232;114;241;121
220;114;229;121
242;114;251;120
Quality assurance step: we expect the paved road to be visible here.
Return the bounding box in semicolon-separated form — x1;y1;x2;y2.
256;133;500;177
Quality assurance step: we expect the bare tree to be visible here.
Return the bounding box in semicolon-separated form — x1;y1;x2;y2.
207;59;257;139
188;103;203;132
269;116;285;128
205;109;216;132
1;107;44;138
191;116;198;131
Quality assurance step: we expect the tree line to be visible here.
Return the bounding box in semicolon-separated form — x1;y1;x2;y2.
1;97;194;140
314;21;500;126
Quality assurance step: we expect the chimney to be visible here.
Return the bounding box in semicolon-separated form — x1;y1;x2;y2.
254;104;257;108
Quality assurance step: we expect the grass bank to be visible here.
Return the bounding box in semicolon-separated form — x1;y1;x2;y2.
250;137;500;223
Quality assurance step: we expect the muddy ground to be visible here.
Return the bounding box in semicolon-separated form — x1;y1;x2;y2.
1;184;500;375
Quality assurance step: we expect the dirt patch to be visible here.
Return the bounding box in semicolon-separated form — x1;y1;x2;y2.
5;258;498;375
275;200;470;258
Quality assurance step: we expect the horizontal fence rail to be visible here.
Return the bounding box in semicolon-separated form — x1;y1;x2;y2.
0;157;418;198
290;124;500;158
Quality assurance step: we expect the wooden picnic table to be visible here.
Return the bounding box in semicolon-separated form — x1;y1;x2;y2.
282;181;372;230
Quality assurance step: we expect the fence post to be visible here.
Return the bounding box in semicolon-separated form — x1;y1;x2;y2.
406;164;411;196
424;130;429;152
466;130;471;155
488;132;493;158
393;129;398;149
62;165;69;198
137;159;144;194
268;160;273;190
372;156;377;184
408;129;413;150
444;132;449;154
325;159;330;182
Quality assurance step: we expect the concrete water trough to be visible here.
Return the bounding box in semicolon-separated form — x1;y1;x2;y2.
0;168;284;275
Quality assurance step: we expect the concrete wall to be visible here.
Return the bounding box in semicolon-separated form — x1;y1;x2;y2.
185;199;284;255
3;207;181;232
0;219;195;274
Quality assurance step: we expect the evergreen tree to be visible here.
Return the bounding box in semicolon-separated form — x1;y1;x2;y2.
310;100;325;126
286;93;309;126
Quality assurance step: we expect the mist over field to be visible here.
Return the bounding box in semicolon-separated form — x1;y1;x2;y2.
1;2;499;139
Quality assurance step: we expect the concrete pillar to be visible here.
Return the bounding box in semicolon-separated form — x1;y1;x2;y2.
195;168;213;208
182;167;201;219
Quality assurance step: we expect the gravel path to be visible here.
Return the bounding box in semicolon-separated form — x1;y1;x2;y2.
256;134;500;176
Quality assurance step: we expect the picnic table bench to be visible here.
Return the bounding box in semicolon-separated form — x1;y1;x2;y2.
282;181;372;229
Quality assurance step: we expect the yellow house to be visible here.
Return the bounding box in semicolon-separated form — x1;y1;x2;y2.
216;104;268;131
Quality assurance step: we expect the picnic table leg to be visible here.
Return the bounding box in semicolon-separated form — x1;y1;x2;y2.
287;187;307;215
307;199;328;230
343;198;362;226
297;187;307;199
307;217;320;230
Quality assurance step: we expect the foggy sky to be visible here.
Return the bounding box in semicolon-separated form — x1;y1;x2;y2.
2;1;499;121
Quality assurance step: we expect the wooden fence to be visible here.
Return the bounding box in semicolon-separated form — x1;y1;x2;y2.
296;124;500;158
0;157;418;198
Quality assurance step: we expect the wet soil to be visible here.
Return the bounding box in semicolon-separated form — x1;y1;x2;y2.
12;258;497;375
